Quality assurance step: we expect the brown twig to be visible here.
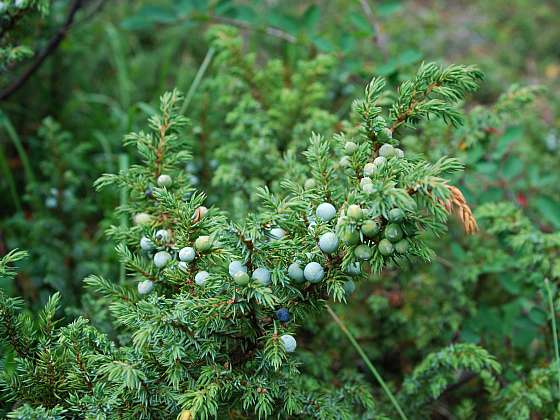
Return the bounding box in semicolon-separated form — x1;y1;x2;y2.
390;82;438;132
358;0;388;59
0;0;85;101
192;14;296;43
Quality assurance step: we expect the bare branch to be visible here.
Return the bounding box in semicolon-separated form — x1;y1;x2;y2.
359;0;388;58
0;0;85;101
191;14;297;44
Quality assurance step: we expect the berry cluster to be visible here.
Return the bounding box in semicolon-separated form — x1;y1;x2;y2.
135;178;212;293
340;203;411;261
228;260;272;286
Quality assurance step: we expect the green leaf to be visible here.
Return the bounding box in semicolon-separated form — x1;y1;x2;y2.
121;6;177;30
376;50;422;76
535;195;560;228
301;4;320;28
378;1;404;17
502;157;524;180
493;126;522;159
349;12;371;35
528;307;547;326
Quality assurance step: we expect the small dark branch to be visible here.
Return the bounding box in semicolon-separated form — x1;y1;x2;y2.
194;14;296;43
0;0;85;101
73;341;94;391
440;371;477;397
0;9;25;39
359;0;388;59
71;0;108;28
154;111;170;178
390;82;438;132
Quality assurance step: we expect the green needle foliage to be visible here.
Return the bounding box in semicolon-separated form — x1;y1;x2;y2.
0;62;513;418
0;57;560;419
187;26;338;218
0;0;49;72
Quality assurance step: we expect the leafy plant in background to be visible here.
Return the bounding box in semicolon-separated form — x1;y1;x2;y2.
0;62;509;418
187;26;337;218
299;71;560;418
0;0;49;72
0;118;116;309
1;1;560;419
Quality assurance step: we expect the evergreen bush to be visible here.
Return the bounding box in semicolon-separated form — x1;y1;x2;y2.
1;62;530;419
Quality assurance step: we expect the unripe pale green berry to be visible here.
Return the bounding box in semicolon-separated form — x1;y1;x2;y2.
344;141;358;154
360;177;372;187
133;212;152;225
342;229;360;245
362;183;375;194
153;251;171;268
304;178;316;189
343;279;356;295
140;236;154;251
318;232;339;254
179;247;196;262
388;208;405;223
155;229;170;242
373;156;386;167
355;244;373;260
194;271;209;286
45;196;57;208
378;239;394;256
394;148;404;158
178;261;188;271
194;235;212;252
377;127;392;141
138;280;154;295
304;262;324;283
288;262;305;283
379;144;395;157
270;228;286;240
347;204;363;221
339;156;351;168
252;267;271;285
384;223;403;242
361;220;380;237
345;262;361;276
316;203;336;222
395;239;410;254
280;334;297;352
363;163;375;177
157;174;173;187
229;260;247;277
234;271;250;286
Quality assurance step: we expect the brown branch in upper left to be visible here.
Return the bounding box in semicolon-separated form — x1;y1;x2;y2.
0;0;85;101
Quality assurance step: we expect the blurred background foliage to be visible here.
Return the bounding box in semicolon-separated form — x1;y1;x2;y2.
1;0;559;416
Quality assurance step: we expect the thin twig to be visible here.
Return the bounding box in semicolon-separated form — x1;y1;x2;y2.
326;304;409;420
190;14;296;43
0;0;85;101
358;0;388;59
212;15;296;43
545;278;560;397
71;0;108;28
181;47;215;114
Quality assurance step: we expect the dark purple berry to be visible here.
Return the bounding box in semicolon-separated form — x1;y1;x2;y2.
276;308;290;322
